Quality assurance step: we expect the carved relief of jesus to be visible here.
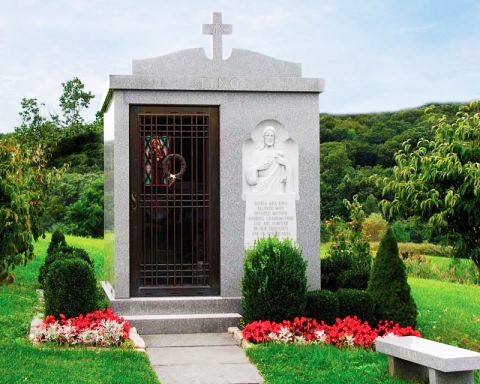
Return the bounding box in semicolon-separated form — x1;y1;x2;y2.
245;126;295;195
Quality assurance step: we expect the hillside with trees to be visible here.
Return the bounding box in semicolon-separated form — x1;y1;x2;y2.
320;103;462;243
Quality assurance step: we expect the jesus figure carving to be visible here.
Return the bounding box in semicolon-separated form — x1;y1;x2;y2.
245;126;294;195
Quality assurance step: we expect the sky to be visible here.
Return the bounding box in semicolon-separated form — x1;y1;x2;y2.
1;0;479;133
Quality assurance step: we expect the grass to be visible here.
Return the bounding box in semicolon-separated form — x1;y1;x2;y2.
246;344;413;384
0;234;159;384
410;277;480;351
414;255;479;285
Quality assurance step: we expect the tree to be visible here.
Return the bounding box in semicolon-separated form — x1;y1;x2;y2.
14;98;61;150
320;142;353;218
59;77;94;129
368;226;417;327
376;102;480;272
66;174;104;237
321;196;372;291
0;138;64;284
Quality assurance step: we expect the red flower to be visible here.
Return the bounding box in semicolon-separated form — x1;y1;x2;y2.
242;316;421;349
42;308;131;340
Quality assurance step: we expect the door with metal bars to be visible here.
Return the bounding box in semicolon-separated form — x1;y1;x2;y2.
129;106;220;296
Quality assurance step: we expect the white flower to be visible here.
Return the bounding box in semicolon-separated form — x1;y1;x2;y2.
30;324;48;342
44;324;60;342
58;323;78;344
268;332;279;341
277;326;293;343
344;334;355;347
31;317;127;347
314;329;327;344
78;329;101;345
294;335;306;344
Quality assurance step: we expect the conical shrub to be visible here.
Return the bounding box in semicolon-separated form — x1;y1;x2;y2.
368;226;417;327
47;229;67;256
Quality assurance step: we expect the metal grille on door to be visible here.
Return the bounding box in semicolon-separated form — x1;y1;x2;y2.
131;108;219;296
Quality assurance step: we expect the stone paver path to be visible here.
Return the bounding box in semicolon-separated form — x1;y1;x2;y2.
143;333;263;384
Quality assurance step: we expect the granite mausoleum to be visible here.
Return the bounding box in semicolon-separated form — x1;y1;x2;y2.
102;12;324;333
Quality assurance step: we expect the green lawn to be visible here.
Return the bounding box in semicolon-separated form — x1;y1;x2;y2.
0;234;159;384
410;277;480;351
247;343;412;384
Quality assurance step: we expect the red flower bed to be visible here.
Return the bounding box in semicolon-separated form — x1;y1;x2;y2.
242;316;421;349
32;308;131;346
44;308;131;338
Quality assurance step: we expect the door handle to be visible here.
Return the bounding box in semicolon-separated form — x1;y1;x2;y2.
131;191;138;210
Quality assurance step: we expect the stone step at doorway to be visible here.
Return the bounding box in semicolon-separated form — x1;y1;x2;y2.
108;295;242;316
103;285;243;334
125;313;242;334
144;333;263;384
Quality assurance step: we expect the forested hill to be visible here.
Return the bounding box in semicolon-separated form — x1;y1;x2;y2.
320;103;461;220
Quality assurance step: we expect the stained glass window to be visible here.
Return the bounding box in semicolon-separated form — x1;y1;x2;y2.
144;135;169;186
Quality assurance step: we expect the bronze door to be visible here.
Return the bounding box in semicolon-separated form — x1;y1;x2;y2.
130;106;220;296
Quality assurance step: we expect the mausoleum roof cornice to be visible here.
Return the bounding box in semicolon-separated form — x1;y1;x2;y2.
101;74;323;112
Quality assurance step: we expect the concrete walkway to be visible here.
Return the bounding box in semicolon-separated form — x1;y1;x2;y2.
143;333;264;384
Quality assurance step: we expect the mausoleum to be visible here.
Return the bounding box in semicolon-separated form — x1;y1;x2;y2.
102;12;324;333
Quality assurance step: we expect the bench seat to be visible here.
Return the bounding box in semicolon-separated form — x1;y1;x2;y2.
375;336;480;384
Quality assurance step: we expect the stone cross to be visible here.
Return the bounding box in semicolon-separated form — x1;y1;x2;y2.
202;12;232;61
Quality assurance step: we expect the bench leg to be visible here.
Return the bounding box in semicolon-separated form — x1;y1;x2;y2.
428;369;473;384
388;356;428;382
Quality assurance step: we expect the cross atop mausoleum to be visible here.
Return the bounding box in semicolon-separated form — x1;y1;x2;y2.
202;12;232;61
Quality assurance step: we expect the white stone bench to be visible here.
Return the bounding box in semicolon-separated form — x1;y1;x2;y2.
375;336;480;384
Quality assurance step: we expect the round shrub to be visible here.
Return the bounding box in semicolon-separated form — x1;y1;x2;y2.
337;288;375;325
368;226;417;327
242;236;307;323
44;258;98;318
38;245;93;288
305;290;339;324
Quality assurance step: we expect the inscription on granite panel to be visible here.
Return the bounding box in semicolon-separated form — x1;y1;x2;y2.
199;77;240;89
244;195;297;249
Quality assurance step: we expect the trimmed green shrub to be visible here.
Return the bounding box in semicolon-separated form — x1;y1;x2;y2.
368;226;417;327
44;258;97;318
337;288;375;324
305;290;339;324
242;236;307;323
338;268;370;291
320;257;342;291
38;245;93;288
47;229;67;256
